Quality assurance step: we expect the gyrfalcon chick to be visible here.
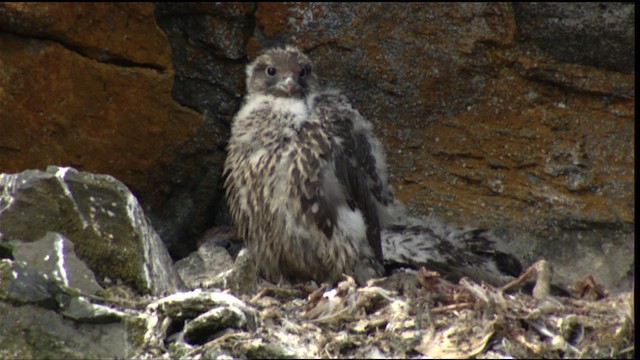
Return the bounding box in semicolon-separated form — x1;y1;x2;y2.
224;46;393;285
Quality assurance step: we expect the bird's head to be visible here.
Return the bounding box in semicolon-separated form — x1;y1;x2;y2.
246;46;318;99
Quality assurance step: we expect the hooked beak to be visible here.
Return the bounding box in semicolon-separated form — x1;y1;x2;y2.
278;76;298;95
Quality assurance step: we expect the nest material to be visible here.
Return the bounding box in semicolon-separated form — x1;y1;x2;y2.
214;261;634;359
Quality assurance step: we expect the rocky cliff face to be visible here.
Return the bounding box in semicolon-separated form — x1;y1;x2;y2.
1;2;632;290
0;3;634;358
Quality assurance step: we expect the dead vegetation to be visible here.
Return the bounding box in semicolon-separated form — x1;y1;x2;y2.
205;261;634;359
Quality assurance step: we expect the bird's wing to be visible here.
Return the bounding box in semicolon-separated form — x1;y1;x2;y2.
381;224;523;285
311;91;386;261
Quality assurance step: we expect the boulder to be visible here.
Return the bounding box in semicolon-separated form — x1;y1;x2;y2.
0;166;183;295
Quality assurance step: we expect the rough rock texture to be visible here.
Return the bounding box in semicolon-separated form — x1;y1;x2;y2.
0;3;203;258
0;3;171;68
150;3;253;257
0;3;634;291
513;2;635;73
7;232;103;295
174;227;237;289
0;166;183;295
1;259;634;358
0;260;132;359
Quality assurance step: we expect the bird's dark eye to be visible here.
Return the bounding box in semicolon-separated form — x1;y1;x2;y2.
300;66;311;77
266;67;277;76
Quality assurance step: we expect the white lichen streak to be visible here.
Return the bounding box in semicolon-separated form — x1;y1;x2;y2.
53;233;70;286
0;173;17;212
143;290;240;346
126;192;152;289
55;167;89;229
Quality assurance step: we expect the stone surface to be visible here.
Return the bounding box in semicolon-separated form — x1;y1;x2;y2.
0;3;203;260
1;260;246;358
0;166;184;295
513;3;635;73
9;232;103;295
60;296;125;324
0;259;60;309
0;3;172;68
174;227;237;289
148;289;257;326
222;248;259;296
0;29;200;195
149;3;253;258
183;306;250;345
0;260;134;359
0;302;129;359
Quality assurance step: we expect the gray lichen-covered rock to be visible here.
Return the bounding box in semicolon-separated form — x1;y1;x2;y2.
0;166;183;295
223;248;259;296
175;227;238;289
183;300;252;344
0;259;61;309
0;259;130;358
174;226;257;295
142;289;259;354
0;302;130;359
60;296;125;324
8;232;103;295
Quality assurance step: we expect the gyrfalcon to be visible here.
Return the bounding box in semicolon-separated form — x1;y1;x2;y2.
224;46;528;290
224;46;393;285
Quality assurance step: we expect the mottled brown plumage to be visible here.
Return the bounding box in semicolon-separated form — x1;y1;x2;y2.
222;46;538;293
224;46;392;285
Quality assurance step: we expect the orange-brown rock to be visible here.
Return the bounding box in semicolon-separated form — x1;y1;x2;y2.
0;3;201;201
0;3;171;68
